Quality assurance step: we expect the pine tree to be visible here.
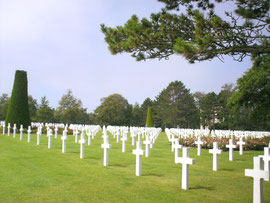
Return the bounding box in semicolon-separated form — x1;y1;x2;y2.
145;107;154;127
5;70;30;127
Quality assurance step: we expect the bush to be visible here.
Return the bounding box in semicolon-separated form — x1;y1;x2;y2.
5;70;30;128
145;107;154;127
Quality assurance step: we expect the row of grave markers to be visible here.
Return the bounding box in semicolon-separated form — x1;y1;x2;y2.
167;128;270;203
1;122;270;202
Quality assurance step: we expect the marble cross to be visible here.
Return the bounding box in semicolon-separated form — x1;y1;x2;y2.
13;124;17;138
175;147;195;190
79;130;86;159
143;136;151;157
61;128;68;153
132;141;145;176
245;157;269;203
101;135;111;166
209;142;222;171
74;128;79;143
195;136;203;156
2;123;5;135
48;129;53;149
237;137;246;155
226;139;236;161
174;140;182;163
259;147;270;172
37;128;41;145
27;126;31;143
54;127;58;139
86;130;92;145
7;123;10;136
121;134;128;152
171;136;178;152
20;125;23;140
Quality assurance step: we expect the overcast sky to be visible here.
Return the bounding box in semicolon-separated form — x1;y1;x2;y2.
0;0;252;112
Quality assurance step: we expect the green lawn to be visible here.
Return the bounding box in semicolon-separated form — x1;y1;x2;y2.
0;132;269;202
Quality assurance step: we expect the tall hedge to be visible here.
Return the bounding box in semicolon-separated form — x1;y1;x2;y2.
5;70;30;127
145;107;154;127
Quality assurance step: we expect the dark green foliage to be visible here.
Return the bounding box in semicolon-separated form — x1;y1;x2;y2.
36;96;55;123
5;70;30;127
54;90;89;124
0;94;9;120
101;0;270;63
28;95;38;121
94;94;132;126
145;107;154;127
228;53;270;131
199;92;218;130
155;81;200;129
130;103;144;127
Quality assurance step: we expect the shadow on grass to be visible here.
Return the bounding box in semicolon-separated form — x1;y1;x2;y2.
220;168;234;172
142;173;164;177
111;163;129;167
190;185;215;190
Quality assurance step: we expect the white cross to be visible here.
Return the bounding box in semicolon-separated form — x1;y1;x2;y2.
259;147;270;172
245;157;269;203
79;131;86;159
173;140;182;163
226;139;236;161
27;126;31;143
121;134;128;152
61;129;68;153
37;128;41;145
74;128;79;143
47;129;53;149
101;136;111;166
13;124;17;138
195;137;203;156
86;130;91;145
171;136;178;152
54;127;58;139
19;125;23;140
237;137;246;155
175;147;195;190
209;142;222;171
143;136;152;157
2;123;5;135
132;141;145;176
7;123;10;136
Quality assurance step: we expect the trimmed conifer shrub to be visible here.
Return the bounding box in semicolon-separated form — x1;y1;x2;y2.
145;107;154;127
5;70;30;127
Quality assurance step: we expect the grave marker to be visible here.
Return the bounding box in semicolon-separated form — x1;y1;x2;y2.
132;141;145;176
48;129;53;149
237;137;246;155
20;125;23;140
27;126;31;143
245;157;269;203
101;135;111;166
13;124;16;138
61;128;68;153
175;147;195;190
209;142;222;171
7;123;10;136
195;136;203;156
226;139;236;161
79;130;86;159
174;140;182;163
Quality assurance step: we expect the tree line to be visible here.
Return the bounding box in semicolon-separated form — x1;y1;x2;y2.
0;54;269;130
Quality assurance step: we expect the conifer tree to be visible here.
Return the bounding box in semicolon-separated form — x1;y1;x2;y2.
145;107;154;127
5;70;30;127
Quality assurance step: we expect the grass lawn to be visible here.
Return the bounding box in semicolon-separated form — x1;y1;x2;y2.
0;131;269;202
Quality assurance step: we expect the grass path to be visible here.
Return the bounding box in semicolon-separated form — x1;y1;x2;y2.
0;132;269;202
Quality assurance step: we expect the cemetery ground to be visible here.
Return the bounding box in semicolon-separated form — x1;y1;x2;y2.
0;132;269;203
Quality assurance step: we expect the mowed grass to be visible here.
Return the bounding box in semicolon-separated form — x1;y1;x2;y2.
0;131;269;203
